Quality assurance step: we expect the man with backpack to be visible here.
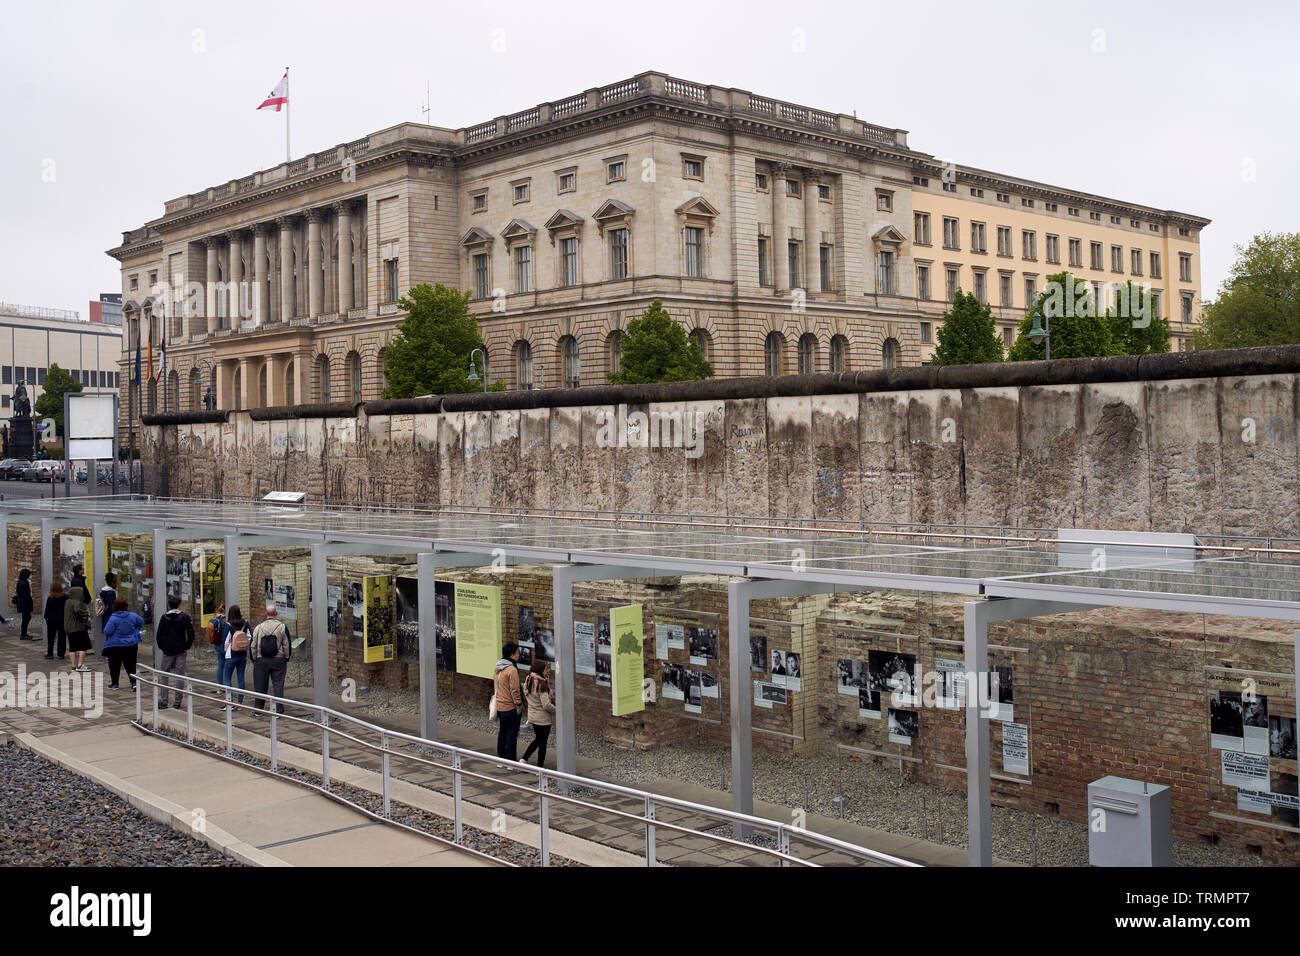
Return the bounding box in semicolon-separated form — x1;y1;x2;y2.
250;604;291;714
154;595;195;709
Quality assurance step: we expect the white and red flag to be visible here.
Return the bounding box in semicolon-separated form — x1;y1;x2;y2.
257;71;288;112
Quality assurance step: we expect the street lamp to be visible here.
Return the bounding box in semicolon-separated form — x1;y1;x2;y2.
467;348;487;392
1028;293;1051;360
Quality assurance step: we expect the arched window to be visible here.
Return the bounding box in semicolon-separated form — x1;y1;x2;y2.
257;363;268;407
829;335;849;373
560;335;580;388
349;351;362;402
191;368;202;410
882;337;900;370
607;330;622;376
285;361;295;406
690;328;712;362
376;348;387;396
316;354;331;403
231;367;241;411
146;378;157;415
764;332;784;377
517;340;533;389
210;367;218;407
167;370;179;411
797;333;817;375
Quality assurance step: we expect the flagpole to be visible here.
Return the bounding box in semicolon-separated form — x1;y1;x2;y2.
285;66;290;162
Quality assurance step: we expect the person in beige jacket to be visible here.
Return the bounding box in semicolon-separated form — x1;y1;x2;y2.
494;643;524;760
521;660;557;766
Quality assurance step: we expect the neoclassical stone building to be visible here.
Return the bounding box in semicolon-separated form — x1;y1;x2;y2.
109;71;1209;418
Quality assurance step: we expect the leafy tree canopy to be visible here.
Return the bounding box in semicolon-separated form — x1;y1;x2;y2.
381;283;503;397
608;298;714;384
1190;232;1300;350
1008;272;1118;361
1107;281;1171;356
33;363;83;436
930;290;1004;366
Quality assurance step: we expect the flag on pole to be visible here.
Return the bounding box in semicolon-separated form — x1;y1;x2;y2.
257;71;289;112
133;326;141;385
156;319;166;382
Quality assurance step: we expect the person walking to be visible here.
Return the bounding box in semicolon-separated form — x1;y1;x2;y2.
493;642;524;762
250;605;291;714
207;602;227;694
220;605;251;706
63;584;92;671
154;595;195;710
14;568;34;640
521;659;556;766
42;580;68;660
96;572;118;653
102;598;143;691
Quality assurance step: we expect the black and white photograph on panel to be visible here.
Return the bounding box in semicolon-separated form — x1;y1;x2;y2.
858;686;881;719
348;581;365;639
394;577;419;662
688;625;718;665
661;663;684;701
837;659;870;696
517;605;535;645
596;615;611;687
534;626;555;663
869;649;918;707
1243;695;1270;755
1210;689;1244;750
888;708;919;745
434;579;456;672
760;682;787;706
781;650;801;691
989;664;1014;722
750;631;767;672
684;669;702;714
700;670;719;698
1270;715;1298;760
517;643;533;672
771;649;786;678
263;578;274;607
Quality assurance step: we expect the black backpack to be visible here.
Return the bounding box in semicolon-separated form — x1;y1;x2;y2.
259;621;285;658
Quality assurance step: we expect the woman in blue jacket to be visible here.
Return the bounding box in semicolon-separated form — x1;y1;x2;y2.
101;598;143;691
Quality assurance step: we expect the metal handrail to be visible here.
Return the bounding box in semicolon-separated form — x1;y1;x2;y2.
133;665;917;868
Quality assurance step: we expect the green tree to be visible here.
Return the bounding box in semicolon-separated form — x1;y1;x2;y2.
929;291;1004;366
608;298;713;384
1190;232;1300;350
33;363;83;436
1008;271;1117;361
380;283;504;397
1107;281;1171;356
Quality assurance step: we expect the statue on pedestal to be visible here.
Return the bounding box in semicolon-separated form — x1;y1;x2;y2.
13;382;31;419
7;381;36;461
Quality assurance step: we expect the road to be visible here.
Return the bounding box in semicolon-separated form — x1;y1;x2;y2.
0;478;125;500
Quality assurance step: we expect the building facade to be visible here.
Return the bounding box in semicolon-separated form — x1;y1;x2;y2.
0;302;122;415
108;71;1209;419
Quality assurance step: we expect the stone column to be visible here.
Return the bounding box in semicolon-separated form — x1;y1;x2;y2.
307;209;324;318
253;225;270;328
334;201;354;315
216;360;236;409
771;163;791;292
237;357;256;410
277;216;295;320
266;353;286;406
204;238;220;334
803;169;821;295
227;231;245;332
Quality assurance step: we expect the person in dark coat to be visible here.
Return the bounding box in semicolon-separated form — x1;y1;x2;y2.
154;595;195;709
15;569;35;640
42;580;68;659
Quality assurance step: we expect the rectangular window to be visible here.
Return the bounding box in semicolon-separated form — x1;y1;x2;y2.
970;187;984;198
473;253;489;298
819;244;832;292
996;192;1009;203
557;170;576;193
942;182;957;193
1131;249;1143;275
1021;198;1034;208
385;258;399;303
997;226;1012;257
1000;274;1012;307
877;251;894;296
1179;227;1191;237
471;191;487;212
1181;293;1193;322
683;157;704;179
560;237;579;286
1025;276;1037;304
785;178;800;197
1090;242;1103;270
1111;245;1124;273
609;228;629;280
1090;211;1102;221
914;212;931;245
684;226;704;278
818;184;831;201
1068;238;1083;268
971;221;987;254
39;368;48;385
515;245;533;293
972;270;986;303
877;190;893;212
788;242;801;288
946;267;959;302
1152;292;1161;316
758;237;771;286
1045;202;1058;213
1;366;9;384
1068;207;1080;217
1003;327;1013;347
1110;215;1121;225
1046;234;1060;264
1022;230;1036;261
920;321;932;344
1150;252;1162;278
755;173;768;191
916;264;930;300
1180;253;1192;282
607;160;625;182
942;217;959;250
512;182;530;203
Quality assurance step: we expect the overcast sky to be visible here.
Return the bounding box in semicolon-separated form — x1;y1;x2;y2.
3;0;1296;317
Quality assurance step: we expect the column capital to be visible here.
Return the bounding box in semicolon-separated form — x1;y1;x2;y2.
304;208;324;224
802;167;822;185
202;235;221;249
253;222;272;237
225;229;246;244
331;200;354;217
770;161;794;179
275;215;297;230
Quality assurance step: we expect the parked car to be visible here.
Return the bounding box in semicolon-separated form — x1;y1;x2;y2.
0;459;31;480
23;460;66;481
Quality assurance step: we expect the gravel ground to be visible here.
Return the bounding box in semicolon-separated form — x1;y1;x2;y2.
149;728;580;867
344;684;1268;867
0;743;240;867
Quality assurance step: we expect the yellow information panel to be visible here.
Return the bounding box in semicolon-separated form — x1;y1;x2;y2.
84;539;94;592
363;574;394;663
611;603;645;716
200;552;224;616
454;582;502;679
